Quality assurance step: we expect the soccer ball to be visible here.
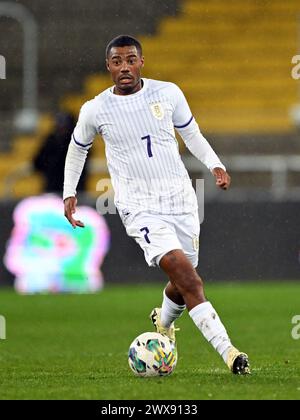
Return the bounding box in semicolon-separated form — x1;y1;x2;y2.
128;332;177;377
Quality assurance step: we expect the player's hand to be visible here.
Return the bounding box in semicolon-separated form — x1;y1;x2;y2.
64;196;85;228
212;167;231;190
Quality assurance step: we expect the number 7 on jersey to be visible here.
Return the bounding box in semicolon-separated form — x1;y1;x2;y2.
141;135;153;158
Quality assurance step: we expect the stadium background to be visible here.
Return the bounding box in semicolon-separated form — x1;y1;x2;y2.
0;0;299;400
0;0;299;285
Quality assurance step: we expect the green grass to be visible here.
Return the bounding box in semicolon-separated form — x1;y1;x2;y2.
0;282;300;400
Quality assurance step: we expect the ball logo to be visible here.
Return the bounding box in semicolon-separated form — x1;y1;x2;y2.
0;315;6;340
291;315;300;340
291;55;300;80
0;55;6;80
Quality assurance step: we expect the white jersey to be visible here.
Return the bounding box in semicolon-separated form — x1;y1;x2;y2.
66;78;225;217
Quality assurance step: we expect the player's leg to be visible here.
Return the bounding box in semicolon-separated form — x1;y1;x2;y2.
159;281;186;327
150;211;202;335
150;281;186;341
160;250;205;310
123;213;187;341
160;249;250;374
164;281;185;306
150;256;204;338
123;211;249;373
151;249;207;341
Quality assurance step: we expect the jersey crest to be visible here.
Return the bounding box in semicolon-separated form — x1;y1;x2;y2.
150;102;164;120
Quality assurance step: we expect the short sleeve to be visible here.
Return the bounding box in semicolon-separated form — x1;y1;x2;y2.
171;84;194;129
72;100;97;149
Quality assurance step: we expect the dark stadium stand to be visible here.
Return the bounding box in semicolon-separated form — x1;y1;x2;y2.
0;0;299;197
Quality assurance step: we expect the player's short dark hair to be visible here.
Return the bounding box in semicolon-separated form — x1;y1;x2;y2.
106;35;143;58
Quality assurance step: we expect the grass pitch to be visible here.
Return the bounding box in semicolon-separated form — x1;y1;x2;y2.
0;282;299;400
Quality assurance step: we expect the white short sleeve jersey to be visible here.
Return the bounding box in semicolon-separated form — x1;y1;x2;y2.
71;79;208;216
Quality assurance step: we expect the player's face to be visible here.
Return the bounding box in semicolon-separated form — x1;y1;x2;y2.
106;46;144;95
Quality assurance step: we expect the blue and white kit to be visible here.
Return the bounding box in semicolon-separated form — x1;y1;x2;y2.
63;79;225;267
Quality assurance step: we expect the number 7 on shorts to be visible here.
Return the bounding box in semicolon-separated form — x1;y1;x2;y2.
140;227;150;244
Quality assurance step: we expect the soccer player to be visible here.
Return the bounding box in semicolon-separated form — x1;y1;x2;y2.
63;35;250;374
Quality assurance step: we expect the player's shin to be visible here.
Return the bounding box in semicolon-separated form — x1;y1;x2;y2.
161;289;186;328
189;301;232;362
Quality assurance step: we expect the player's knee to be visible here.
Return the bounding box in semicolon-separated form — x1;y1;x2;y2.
161;249;202;281
161;249;192;272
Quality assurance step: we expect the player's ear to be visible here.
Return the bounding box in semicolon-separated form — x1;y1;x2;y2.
141;56;145;67
106;59;110;71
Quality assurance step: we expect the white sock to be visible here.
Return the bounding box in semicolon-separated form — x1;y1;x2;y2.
160;290;186;328
189;301;232;363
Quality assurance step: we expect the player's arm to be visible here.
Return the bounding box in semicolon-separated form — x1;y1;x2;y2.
63;101;97;227
172;84;230;190
178;121;231;190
